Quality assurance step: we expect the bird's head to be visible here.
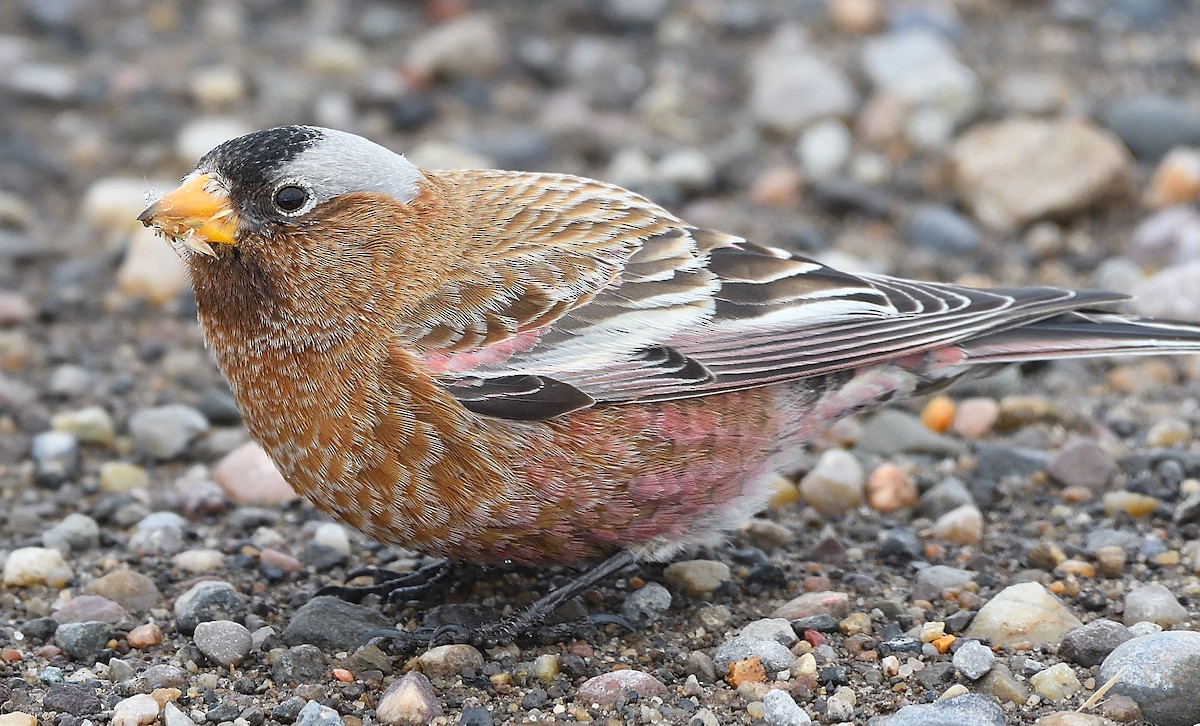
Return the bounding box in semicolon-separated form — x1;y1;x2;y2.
139;125;426;261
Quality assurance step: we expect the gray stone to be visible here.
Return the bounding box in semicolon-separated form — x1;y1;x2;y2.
750;28;857;133
621;581;672;627
1099;631;1200;726
763;688;811;725
272;644;326;685
31;430;79;487
964;582;1082;647
952;639;995;680
738;617;798;646
919;478;976;519
194;620;253;666
280;595;392;651
713;636;795;673
174;580;246;633
295;699;343;726
1046;439;1115;491
54;621;113;663
129;405;208;460
914;565;975;596
43;513;100;552
907;205;981;254
43;682;101;716
1103;94;1200;162
1123;583;1189;627
577;670;666;707
886;693;1004;726
859;409;965;458
1059;619;1133;667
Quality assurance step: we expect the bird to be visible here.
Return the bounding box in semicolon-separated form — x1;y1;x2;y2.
139;125;1200;645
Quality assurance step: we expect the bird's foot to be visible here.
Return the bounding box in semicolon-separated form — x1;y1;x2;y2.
315;559;449;604
364;550;639;651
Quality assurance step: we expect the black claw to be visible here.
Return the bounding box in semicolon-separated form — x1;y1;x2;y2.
588;612;637;632
316;560;449;604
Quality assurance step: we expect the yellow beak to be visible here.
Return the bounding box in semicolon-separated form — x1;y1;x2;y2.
138;173;239;254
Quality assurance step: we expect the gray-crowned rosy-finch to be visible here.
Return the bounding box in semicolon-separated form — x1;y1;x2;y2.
139;125;1200;645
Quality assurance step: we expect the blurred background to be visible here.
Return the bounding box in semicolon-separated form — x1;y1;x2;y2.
3;0;1199;323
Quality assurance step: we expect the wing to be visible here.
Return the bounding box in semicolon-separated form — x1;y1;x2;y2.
408;171;1143;419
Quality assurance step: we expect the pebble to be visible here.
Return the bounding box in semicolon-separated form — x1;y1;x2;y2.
964;582;1082;647
1123;583;1189;627
115;227;190;304
272;644;326;685
1103;94;1200;162
762;688;811;725
930;504;983;545
212;442;297;505
0;715;36;726
1029;662;1081;701
662;559;731;598
51;406;115;445
799;448;864;516
128;513;185;556
796;120;852;179
739;617;798;646
175;117;255;164
406;13;505;80
1145;147;1200;208
770;590;850;620
915;565;974;596
1099;631;1200;726
858;409;964;458
887;693;1005;726
951;119;1132;231
952;640;995;680
1033;714;1115;726
919;477;975;519
418;644;484;679
952;397;1000;439
715;637;795;674
3;546;73;587
996;71;1066;116
127;623;164;649
189;65;247;109
48;365;94;398
43;512;100;552
576;670;667;707
112;694;160;726
129;405;208;460
906;205;981;254
280;595;392;651
621;581;672;627
1133;260;1200;320
43;682;102;716
295;699;344;726
31;431;80;488
749;26;857;133
1129;205;1200;266
657;148;716;194
162;702;196;726
172;549;224;573
1103;491;1160;518
99;462;151;493
85;569;159;612
193;620;252;666
54;621;112;662
828;0;883;33
52;595;126;624
174;580;246;634
1046;439;1115;491
866;463;918;512
861;29;981;124
312;522;351;555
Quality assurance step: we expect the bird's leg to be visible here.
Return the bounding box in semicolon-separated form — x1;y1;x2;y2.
426;549;639;648
365;550;639;652
316;559;450;604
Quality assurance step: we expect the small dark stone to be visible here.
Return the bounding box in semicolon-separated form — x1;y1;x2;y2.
880;636;923;655
745;563;787;589
1059;619;1132;667
22;616;59;642
914;661;956;689
790;614;840;633
520;687;549;709
389;94;439;131
459;706;494;726
878;528;922;564
54;621;112;663
42;682;101;716
304;542;348;571
272;644;327;686
818;665;849;687
197;388;241;425
809;178;895;218
205;703;241;722
272;696;307;723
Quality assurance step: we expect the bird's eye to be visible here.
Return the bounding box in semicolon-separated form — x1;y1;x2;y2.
274;185;308;213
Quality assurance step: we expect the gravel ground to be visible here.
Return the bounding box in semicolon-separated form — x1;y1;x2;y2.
2;1;1200;725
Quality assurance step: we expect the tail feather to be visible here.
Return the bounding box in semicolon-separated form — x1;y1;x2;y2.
958;312;1200;364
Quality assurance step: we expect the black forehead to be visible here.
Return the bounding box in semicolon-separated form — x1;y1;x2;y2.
198;126;324;195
